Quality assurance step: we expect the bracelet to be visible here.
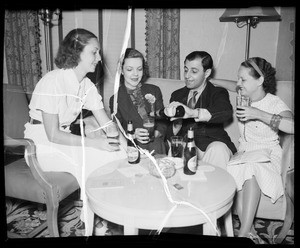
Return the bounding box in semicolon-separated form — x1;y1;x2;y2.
270;114;282;131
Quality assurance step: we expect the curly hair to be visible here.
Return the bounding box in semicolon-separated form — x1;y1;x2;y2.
120;48;149;85
241;57;277;94
54;28;98;69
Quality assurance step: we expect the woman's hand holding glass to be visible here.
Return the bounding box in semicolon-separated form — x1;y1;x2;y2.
135;127;150;144
236;106;262;122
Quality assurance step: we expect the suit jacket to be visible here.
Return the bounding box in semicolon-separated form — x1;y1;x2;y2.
166;81;237;154
109;83;168;154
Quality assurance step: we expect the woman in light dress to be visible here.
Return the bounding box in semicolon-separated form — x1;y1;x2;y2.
24;28;127;204
224;57;294;242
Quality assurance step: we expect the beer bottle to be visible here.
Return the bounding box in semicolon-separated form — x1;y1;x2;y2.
127;120;140;164
183;127;197;175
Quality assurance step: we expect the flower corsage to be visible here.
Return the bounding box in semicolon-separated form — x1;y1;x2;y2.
145;93;156;114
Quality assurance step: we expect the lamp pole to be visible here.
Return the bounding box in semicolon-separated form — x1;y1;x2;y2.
220;8;281;61
245;18;251;60
39;9;61;72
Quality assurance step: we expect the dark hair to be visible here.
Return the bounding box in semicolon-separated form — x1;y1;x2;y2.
241;57;277;94
54;28;98;69
120;48;149;84
184;51;214;73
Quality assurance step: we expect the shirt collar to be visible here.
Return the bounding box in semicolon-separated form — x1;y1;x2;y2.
189;81;207;97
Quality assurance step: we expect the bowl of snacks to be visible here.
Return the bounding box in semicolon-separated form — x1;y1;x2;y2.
148;157;176;179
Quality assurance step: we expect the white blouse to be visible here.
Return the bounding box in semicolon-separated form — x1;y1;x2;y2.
29;69;103;128
238;93;291;151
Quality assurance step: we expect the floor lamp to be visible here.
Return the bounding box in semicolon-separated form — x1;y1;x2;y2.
39;9;61;72
219;7;281;60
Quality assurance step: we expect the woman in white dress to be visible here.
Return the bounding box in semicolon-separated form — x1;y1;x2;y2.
226;57;294;242
24;28;127;201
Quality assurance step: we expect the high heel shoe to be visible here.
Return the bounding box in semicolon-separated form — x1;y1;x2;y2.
248;232;266;244
93;218;112;236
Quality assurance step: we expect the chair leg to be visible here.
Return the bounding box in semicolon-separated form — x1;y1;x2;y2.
274;194;294;244
46;198;60;237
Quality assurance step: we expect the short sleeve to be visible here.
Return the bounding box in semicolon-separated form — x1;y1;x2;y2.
29;73;60;114
83;79;104;110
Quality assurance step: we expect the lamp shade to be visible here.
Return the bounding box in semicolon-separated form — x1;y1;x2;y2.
219;7;281;23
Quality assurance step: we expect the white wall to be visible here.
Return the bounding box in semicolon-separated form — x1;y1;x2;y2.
180;8;280;81
4;8;291;110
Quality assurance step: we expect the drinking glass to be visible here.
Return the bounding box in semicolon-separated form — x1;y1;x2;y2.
105;121;119;146
236;95;251;121
143;116;155;143
170;136;184;158
236;95;251;108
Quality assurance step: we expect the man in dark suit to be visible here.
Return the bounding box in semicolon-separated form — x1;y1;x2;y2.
165;51;236;169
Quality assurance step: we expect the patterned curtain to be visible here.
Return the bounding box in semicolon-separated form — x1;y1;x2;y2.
4;10;42;101
145;9;180;79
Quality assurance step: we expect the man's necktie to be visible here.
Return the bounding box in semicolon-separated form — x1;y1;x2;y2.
187;91;198;109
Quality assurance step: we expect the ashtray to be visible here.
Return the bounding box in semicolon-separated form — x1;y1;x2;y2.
148;157;176;179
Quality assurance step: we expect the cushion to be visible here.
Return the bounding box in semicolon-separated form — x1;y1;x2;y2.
5;158;79;204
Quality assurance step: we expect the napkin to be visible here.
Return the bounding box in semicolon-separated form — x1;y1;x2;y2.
228;148;271;166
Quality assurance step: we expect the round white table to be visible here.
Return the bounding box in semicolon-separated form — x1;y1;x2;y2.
85;156;236;236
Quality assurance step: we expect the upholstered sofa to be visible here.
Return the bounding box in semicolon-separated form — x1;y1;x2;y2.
145;77;294;243
145;78;294;149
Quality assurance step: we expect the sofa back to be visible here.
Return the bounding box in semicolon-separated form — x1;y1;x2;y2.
145;78;294;149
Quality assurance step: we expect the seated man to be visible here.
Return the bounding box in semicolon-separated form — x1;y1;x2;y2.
165;51;236;169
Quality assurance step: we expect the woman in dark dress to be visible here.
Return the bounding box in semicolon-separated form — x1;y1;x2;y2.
109;48;168;154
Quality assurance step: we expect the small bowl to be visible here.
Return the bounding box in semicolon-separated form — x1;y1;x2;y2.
148;157;176;179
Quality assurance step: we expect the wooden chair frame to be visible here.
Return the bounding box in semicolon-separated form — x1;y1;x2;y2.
4;137;80;237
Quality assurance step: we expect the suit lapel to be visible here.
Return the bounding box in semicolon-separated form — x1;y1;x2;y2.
180;87;190;105
118;84;141;119
195;82;210;108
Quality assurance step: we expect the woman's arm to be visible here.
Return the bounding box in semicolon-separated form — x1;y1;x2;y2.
211;78;237;92
92;108;127;150
42;111;118;151
237;108;294;134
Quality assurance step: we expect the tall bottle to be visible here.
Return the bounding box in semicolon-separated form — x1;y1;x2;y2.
127;120;140;164
183;127;198;175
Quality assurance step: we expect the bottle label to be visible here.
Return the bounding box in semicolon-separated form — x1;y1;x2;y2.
187;142;194;148
127;146;139;162
187;155;197;172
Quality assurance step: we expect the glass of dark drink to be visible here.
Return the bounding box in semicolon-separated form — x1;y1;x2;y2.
143;115;155;143
170;136;184;158
236;95;251;120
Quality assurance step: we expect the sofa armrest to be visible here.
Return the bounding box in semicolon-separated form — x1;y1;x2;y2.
279;133;294;187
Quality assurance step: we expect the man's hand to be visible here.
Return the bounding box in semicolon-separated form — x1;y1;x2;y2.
166;101;198;121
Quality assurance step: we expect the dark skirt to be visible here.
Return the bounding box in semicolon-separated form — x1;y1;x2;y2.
137;136;167;155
